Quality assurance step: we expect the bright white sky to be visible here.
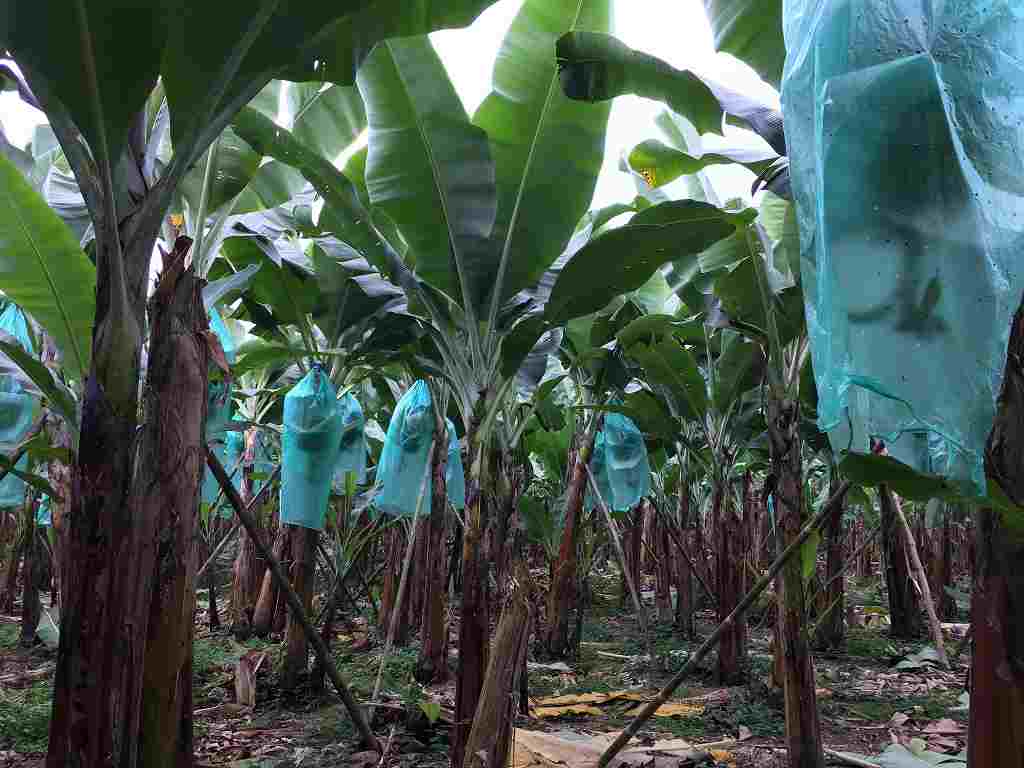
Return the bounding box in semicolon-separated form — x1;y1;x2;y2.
0;0;777;208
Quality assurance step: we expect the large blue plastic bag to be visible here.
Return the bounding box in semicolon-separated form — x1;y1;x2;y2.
445;419;465;511
0;453;29;508
208;306;237;364
586;412;650;513
374;381;464;517
251;429;276;498
0;303;37;441
280;367;342;531
333;393;368;488
782;0;1024;489
0;304;37;506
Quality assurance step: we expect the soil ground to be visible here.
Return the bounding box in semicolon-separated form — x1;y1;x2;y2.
0;570;969;767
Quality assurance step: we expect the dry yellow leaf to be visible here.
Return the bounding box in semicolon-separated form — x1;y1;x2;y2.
625;702;704;718
534;693;613;706
531;704;606;718
709;749;734;761
533;690;648;708
604;690;648;702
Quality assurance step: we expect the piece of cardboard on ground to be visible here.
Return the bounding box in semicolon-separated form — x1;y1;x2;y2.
512;727;728;767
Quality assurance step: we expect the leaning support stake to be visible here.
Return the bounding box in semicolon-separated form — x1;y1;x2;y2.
597;480;852;768
586;465;648;651
883;485;948;667
196;465;281;583
206;447;380;752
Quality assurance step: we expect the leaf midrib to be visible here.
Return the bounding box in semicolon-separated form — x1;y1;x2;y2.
491;0;589;324
386;41;470;309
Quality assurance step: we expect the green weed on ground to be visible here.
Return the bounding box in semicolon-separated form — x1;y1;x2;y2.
833;691;963;724
0;622;18;650
193;633;276;679
845;629;899;660
0;680;52;753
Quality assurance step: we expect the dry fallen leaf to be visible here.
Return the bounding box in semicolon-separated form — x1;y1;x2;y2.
923;718;964;734
532;704;606;719
625;702;704;718
532;691;647;707
926;735;961;753
534;693;615;706
513;729;702;768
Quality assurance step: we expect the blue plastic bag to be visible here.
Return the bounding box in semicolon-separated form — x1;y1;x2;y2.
208;306;237;365
586;412;650;513
445;420;466;511
251;428;276;498
374;381;464;517
782;0;1024;489
0;304;37;507
0;303;37;442
36;494;51;526
0;453;28;508
333;393;368;487
280;366;342;530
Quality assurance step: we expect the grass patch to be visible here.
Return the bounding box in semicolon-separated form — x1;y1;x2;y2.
0;622;18;650
193;634;275;679
837;691;963;723
845;630;898;660
334;643;423;704
308;703;358;744
0;680;52;752
729;697;785;737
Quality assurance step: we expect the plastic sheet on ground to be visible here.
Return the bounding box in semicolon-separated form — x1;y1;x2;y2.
782;0;1024;490
373;380;464;517
280;366;342;531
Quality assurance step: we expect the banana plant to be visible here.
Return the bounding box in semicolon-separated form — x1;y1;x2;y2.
2;3;509;763
554;30;790;197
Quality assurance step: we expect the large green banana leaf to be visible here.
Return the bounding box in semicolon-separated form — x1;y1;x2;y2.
232;107;395;278
1;1;501;177
500;199;747;376
705;0;785;88
357;36;497;312
291;85;367;162
474;0;613;317
557;31;785;155
0;153;95;380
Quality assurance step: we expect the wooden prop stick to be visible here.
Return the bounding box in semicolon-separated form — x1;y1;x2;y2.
653;504;716;606
195;465;281;583
586;465;648;649
597;480;852;768
883;485;949;667
371;442;434;707
206;447;380;751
